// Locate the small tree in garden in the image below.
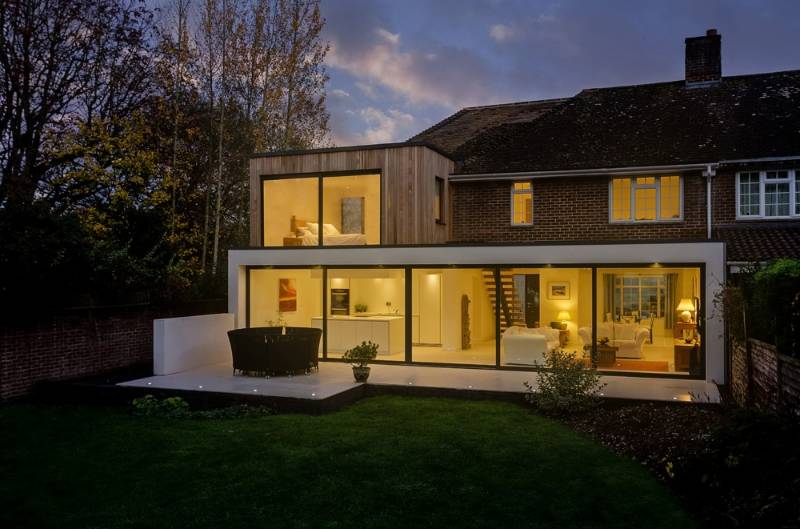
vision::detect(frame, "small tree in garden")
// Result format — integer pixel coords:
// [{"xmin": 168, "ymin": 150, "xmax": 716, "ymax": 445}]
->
[{"xmin": 524, "ymin": 349, "xmax": 606, "ymax": 415}]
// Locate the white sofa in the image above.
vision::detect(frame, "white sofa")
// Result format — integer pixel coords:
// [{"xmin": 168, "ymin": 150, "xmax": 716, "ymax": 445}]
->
[
  {"xmin": 502, "ymin": 326, "xmax": 561, "ymax": 365},
  {"xmin": 577, "ymin": 322, "xmax": 649, "ymax": 359}
]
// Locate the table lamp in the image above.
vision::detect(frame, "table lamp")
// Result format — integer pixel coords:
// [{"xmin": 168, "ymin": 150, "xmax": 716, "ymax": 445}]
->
[{"xmin": 676, "ymin": 298, "xmax": 695, "ymax": 323}]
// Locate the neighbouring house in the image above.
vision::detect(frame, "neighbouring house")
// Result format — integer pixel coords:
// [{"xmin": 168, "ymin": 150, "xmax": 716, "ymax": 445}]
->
[{"xmin": 227, "ymin": 29, "xmax": 800, "ymax": 386}]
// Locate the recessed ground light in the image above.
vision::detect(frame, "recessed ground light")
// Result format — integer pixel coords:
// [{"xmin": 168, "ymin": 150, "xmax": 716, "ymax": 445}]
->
[
  {"xmin": 253, "ymin": 389, "xmax": 258, "ymax": 392},
  {"xmin": 599, "ymin": 392, "xmax": 604, "ymax": 396},
  {"xmin": 408, "ymin": 382, "xmax": 413, "ymax": 385},
  {"xmin": 311, "ymin": 393, "xmax": 316, "ymax": 397},
  {"xmin": 468, "ymin": 385, "xmax": 473, "ymax": 389},
  {"xmin": 198, "ymin": 385, "xmax": 204, "ymax": 389},
  {"xmin": 147, "ymin": 382, "xmax": 152, "ymax": 385},
  {"xmin": 672, "ymin": 396, "xmax": 677, "ymax": 400}
]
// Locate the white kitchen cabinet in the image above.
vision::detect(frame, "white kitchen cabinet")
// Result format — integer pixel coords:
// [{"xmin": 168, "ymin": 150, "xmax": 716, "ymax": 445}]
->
[{"xmin": 311, "ymin": 316, "xmax": 404, "ymax": 355}]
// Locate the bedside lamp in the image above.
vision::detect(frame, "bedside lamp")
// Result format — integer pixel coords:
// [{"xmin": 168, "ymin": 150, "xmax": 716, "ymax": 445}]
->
[
  {"xmin": 557, "ymin": 311, "xmax": 571, "ymax": 329},
  {"xmin": 676, "ymin": 298, "xmax": 695, "ymax": 323}
]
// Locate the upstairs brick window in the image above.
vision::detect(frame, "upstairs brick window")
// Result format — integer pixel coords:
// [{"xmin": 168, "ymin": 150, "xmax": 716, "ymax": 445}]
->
[
  {"xmin": 737, "ymin": 170, "xmax": 800, "ymax": 219},
  {"xmin": 610, "ymin": 175, "xmax": 682, "ymax": 222},
  {"xmin": 511, "ymin": 181, "xmax": 533, "ymax": 225}
]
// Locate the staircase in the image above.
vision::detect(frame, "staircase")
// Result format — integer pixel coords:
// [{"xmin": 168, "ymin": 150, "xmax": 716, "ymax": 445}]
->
[{"xmin": 481, "ymin": 269, "xmax": 525, "ymax": 332}]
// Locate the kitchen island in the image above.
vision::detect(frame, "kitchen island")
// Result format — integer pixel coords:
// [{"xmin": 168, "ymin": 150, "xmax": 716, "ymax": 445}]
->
[{"xmin": 311, "ymin": 315, "xmax": 404, "ymax": 355}]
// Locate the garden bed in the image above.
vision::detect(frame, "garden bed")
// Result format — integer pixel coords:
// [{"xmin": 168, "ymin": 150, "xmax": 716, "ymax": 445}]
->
[{"xmin": 561, "ymin": 401, "xmax": 800, "ymax": 529}]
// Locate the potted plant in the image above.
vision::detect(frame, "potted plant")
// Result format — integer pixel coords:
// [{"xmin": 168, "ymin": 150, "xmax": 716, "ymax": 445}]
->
[
  {"xmin": 342, "ymin": 341, "xmax": 379, "ymax": 382},
  {"xmin": 354, "ymin": 303, "xmax": 368, "ymax": 314}
]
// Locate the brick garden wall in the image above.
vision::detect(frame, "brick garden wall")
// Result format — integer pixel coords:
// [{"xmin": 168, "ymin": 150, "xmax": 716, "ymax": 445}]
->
[
  {"xmin": 0, "ymin": 302, "xmax": 226, "ymax": 400},
  {"xmin": 450, "ymin": 173, "xmax": 708, "ymax": 243},
  {"xmin": 730, "ymin": 337, "xmax": 800, "ymax": 414}
]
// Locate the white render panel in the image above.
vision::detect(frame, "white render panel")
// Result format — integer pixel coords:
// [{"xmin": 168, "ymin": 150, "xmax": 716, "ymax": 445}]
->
[
  {"xmin": 153, "ymin": 313, "xmax": 234, "ymax": 375},
  {"xmin": 228, "ymin": 242, "xmax": 726, "ymax": 383}
]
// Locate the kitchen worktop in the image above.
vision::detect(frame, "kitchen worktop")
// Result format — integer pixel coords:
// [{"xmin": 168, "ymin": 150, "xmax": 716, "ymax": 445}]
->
[{"xmin": 312, "ymin": 314, "xmax": 404, "ymax": 321}]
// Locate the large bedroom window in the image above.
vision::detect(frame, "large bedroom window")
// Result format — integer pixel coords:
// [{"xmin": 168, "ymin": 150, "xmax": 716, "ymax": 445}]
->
[
  {"xmin": 511, "ymin": 181, "xmax": 533, "ymax": 225},
  {"xmin": 610, "ymin": 175, "xmax": 682, "ymax": 222},
  {"xmin": 262, "ymin": 172, "xmax": 381, "ymax": 246},
  {"xmin": 322, "ymin": 173, "xmax": 380, "ymax": 246},
  {"xmin": 737, "ymin": 170, "xmax": 799, "ymax": 219},
  {"xmin": 263, "ymin": 176, "xmax": 319, "ymax": 247}
]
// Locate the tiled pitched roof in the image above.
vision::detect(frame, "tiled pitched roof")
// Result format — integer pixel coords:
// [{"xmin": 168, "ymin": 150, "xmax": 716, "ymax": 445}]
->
[
  {"xmin": 409, "ymin": 98, "xmax": 567, "ymax": 156},
  {"xmin": 413, "ymin": 70, "xmax": 800, "ymax": 174},
  {"xmin": 714, "ymin": 222, "xmax": 800, "ymax": 262}
]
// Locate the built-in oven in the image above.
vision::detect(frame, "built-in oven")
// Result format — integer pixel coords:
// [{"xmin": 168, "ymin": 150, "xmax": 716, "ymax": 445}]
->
[{"xmin": 330, "ymin": 288, "xmax": 350, "ymax": 315}]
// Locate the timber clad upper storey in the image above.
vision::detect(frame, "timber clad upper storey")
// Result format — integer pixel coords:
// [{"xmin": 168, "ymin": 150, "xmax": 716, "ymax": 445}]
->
[
  {"xmin": 250, "ymin": 29, "xmax": 800, "ymax": 262},
  {"xmin": 250, "ymin": 144, "xmax": 454, "ymax": 247}
]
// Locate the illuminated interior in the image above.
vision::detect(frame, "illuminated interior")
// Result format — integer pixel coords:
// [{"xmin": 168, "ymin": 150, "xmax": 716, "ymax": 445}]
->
[
  {"xmin": 511, "ymin": 182, "xmax": 533, "ymax": 225},
  {"xmin": 611, "ymin": 175, "xmax": 681, "ymax": 222},
  {"xmin": 262, "ymin": 173, "xmax": 380, "ymax": 246},
  {"xmin": 245, "ymin": 264, "xmax": 704, "ymax": 376},
  {"xmin": 498, "ymin": 267, "xmax": 592, "ymax": 367},
  {"xmin": 411, "ymin": 269, "xmax": 496, "ymax": 365},
  {"xmin": 322, "ymin": 174, "xmax": 380, "ymax": 246},
  {"xmin": 324, "ymin": 268, "xmax": 405, "ymax": 361},
  {"xmin": 588, "ymin": 266, "xmax": 702, "ymax": 374},
  {"xmin": 262, "ymin": 177, "xmax": 318, "ymax": 247}
]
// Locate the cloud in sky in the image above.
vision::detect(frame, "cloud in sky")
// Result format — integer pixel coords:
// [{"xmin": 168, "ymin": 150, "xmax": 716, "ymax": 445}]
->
[
  {"xmin": 322, "ymin": 0, "xmax": 800, "ymax": 146},
  {"xmin": 489, "ymin": 24, "xmax": 516, "ymax": 42}
]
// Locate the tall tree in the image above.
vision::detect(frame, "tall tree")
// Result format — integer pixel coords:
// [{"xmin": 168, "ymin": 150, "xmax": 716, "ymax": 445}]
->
[
  {"xmin": 0, "ymin": 0, "xmax": 154, "ymax": 210},
  {"xmin": 279, "ymin": 0, "xmax": 329, "ymax": 150}
]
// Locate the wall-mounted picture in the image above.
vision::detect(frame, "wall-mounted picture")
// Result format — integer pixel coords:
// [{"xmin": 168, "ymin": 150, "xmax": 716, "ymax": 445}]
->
[
  {"xmin": 279, "ymin": 278, "xmax": 297, "ymax": 312},
  {"xmin": 547, "ymin": 281, "xmax": 570, "ymax": 300}
]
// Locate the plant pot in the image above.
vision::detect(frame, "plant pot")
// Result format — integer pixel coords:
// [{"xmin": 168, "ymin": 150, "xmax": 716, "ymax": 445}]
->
[{"xmin": 352, "ymin": 366, "xmax": 370, "ymax": 383}]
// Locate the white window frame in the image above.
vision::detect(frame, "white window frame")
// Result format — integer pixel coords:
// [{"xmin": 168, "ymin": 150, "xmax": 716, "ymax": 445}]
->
[
  {"xmin": 736, "ymin": 169, "xmax": 800, "ymax": 220},
  {"xmin": 510, "ymin": 180, "xmax": 533, "ymax": 226},
  {"xmin": 608, "ymin": 175, "xmax": 684, "ymax": 223}
]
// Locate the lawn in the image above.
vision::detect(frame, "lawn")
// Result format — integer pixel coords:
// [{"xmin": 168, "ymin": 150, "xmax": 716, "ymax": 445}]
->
[{"xmin": 1, "ymin": 396, "xmax": 696, "ymax": 529}]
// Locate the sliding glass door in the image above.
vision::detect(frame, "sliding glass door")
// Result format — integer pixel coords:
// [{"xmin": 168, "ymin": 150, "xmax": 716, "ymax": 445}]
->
[{"xmin": 246, "ymin": 263, "xmax": 705, "ymax": 377}]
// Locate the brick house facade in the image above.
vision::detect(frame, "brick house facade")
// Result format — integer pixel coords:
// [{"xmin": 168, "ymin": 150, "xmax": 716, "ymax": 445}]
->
[{"xmin": 451, "ymin": 173, "xmax": 708, "ymax": 244}]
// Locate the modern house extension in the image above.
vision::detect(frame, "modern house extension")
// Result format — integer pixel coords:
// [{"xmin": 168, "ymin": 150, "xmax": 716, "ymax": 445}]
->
[{"xmin": 225, "ymin": 28, "xmax": 800, "ymax": 388}]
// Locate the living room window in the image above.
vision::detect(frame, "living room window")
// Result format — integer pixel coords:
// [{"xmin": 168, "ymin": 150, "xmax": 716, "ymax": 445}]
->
[
  {"xmin": 614, "ymin": 276, "xmax": 665, "ymax": 319},
  {"xmin": 511, "ymin": 181, "xmax": 533, "ymax": 225},
  {"xmin": 737, "ymin": 170, "xmax": 800, "ymax": 219},
  {"xmin": 609, "ymin": 175, "xmax": 682, "ymax": 222}
]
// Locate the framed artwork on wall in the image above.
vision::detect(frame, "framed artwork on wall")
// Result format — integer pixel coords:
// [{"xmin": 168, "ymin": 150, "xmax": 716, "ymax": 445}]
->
[
  {"xmin": 547, "ymin": 281, "xmax": 570, "ymax": 300},
  {"xmin": 279, "ymin": 278, "xmax": 297, "ymax": 312}
]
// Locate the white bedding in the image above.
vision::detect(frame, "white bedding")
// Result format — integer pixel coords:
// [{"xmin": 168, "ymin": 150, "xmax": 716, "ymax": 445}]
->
[{"xmin": 300, "ymin": 232, "xmax": 367, "ymax": 246}]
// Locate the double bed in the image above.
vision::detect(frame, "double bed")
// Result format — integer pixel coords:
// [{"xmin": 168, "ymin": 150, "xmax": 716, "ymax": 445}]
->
[{"xmin": 285, "ymin": 216, "xmax": 367, "ymax": 246}]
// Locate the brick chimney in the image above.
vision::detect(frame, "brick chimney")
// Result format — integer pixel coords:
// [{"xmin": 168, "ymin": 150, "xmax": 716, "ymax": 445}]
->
[{"xmin": 685, "ymin": 29, "xmax": 721, "ymax": 86}]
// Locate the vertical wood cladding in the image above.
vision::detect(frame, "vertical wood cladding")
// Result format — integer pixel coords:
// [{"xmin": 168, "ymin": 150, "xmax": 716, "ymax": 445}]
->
[
  {"xmin": 451, "ymin": 174, "xmax": 708, "ymax": 243},
  {"xmin": 249, "ymin": 146, "xmax": 454, "ymax": 246}
]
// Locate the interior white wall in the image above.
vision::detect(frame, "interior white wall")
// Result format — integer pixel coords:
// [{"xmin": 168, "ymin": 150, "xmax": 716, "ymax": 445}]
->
[
  {"xmin": 262, "ymin": 178, "xmax": 318, "ymax": 246},
  {"xmin": 327, "ymin": 268, "xmax": 404, "ymax": 315},
  {"xmin": 322, "ymin": 174, "xmax": 380, "ymax": 243},
  {"xmin": 228, "ymin": 242, "xmax": 725, "ymax": 383},
  {"xmin": 249, "ymin": 268, "xmax": 321, "ymax": 326},
  {"xmin": 154, "ymin": 313, "xmax": 234, "ymax": 375}
]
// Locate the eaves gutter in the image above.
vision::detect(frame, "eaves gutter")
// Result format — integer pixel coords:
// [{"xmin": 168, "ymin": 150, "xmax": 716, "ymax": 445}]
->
[{"xmin": 448, "ymin": 162, "xmax": 716, "ymax": 181}]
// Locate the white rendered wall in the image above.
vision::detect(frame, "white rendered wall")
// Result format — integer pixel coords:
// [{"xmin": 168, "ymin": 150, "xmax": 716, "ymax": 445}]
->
[
  {"xmin": 228, "ymin": 242, "xmax": 726, "ymax": 383},
  {"xmin": 153, "ymin": 313, "xmax": 235, "ymax": 375}
]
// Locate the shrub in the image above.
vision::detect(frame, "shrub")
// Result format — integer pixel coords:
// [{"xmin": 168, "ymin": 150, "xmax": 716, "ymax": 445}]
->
[
  {"xmin": 524, "ymin": 349, "xmax": 606, "ymax": 415},
  {"xmin": 131, "ymin": 395, "xmax": 274, "ymax": 419},
  {"xmin": 132, "ymin": 395, "xmax": 190, "ymax": 417},
  {"xmin": 342, "ymin": 340, "xmax": 379, "ymax": 368}
]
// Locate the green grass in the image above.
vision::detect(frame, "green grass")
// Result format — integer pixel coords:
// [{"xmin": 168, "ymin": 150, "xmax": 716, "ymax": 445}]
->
[{"xmin": 1, "ymin": 396, "xmax": 696, "ymax": 529}]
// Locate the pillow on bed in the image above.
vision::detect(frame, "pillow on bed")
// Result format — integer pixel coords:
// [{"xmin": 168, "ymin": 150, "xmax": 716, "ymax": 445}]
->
[
  {"xmin": 322, "ymin": 223, "xmax": 340, "ymax": 235},
  {"xmin": 306, "ymin": 222, "xmax": 319, "ymax": 234}
]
